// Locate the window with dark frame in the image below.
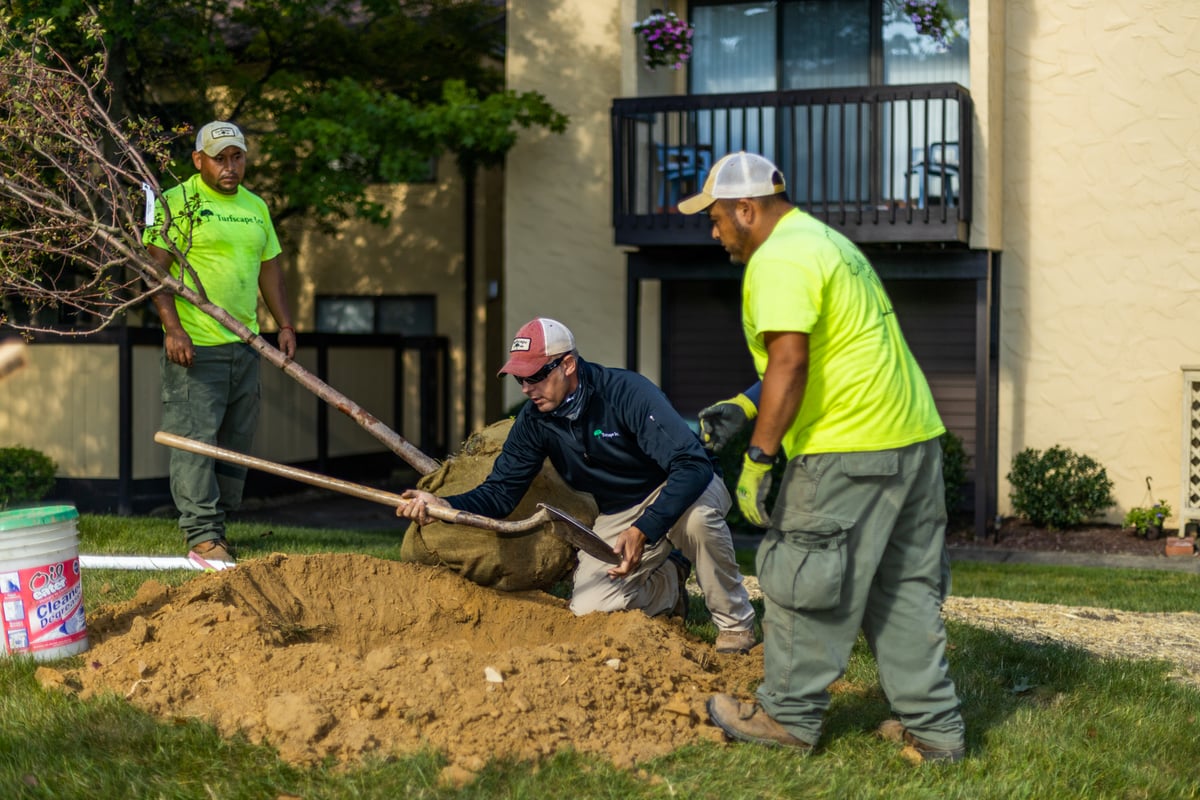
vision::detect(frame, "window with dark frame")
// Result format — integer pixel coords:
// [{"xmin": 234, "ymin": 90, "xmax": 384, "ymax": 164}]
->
[
  {"xmin": 315, "ymin": 295, "xmax": 436, "ymax": 336},
  {"xmin": 688, "ymin": 0, "xmax": 969, "ymax": 94}
]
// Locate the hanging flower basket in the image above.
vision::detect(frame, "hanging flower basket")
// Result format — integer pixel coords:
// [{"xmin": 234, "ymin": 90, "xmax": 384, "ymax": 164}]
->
[
  {"xmin": 632, "ymin": 10, "xmax": 694, "ymax": 71},
  {"xmin": 899, "ymin": 0, "xmax": 960, "ymax": 50}
]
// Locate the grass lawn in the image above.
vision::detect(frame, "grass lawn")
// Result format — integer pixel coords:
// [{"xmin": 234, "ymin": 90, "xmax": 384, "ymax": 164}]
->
[{"xmin": 1, "ymin": 514, "xmax": 1197, "ymax": 799}]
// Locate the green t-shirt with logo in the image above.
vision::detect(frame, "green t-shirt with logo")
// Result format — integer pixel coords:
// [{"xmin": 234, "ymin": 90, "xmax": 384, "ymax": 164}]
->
[
  {"xmin": 143, "ymin": 173, "xmax": 281, "ymax": 345},
  {"xmin": 742, "ymin": 208, "xmax": 944, "ymax": 457}
]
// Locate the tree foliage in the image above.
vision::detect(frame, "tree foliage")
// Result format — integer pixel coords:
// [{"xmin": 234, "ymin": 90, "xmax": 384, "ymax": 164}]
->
[
  {"xmin": 0, "ymin": 15, "xmax": 443, "ymax": 472},
  {"xmin": 4, "ymin": 0, "xmax": 568, "ymax": 229}
]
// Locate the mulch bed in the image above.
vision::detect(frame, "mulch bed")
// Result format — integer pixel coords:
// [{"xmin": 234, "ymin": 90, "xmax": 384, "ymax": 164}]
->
[{"xmin": 946, "ymin": 518, "xmax": 1181, "ymax": 558}]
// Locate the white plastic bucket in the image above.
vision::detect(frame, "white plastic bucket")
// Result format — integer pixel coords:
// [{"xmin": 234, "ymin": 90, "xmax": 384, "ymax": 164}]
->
[{"xmin": 0, "ymin": 505, "xmax": 88, "ymax": 661}]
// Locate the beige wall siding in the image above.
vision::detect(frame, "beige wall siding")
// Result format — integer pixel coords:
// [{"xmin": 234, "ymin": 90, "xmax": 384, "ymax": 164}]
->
[
  {"xmin": 0, "ymin": 343, "xmax": 412, "ymax": 481},
  {"xmin": 255, "ymin": 350, "xmax": 321, "ymax": 463},
  {"xmin": 290, "ymin": 154, "xmax": 484, "ymax": 448},
  {"xmin": 0, "ymin": 345, "xmax": 120, "ymax": 478},
  {"xmin": 999, "ymin": 1, "xmax": 1200, "ymax": 522},
  {"xmin": 294, "ymin": 154, "xmax": 468, "ymax": 450},
  {"xmin": 133, "ymin": 346, "xmax": 166, "ymax": 478},
  {"xmin": 503, "ymin": 0, "xmax": 633, "ymax": 408},
  {"xmin": 968, "ymin": 0, "xmax": 1005, "ymax": 249}
]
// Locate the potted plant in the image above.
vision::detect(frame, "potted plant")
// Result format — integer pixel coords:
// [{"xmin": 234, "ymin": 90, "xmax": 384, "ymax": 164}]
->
[
  {"xmin": 1123, "ymin": 499, "xmax": 1171, "ymax": 540},
  {"xmin": 632, "ymin": 10, "xmax": 694, "ymax": 71}
]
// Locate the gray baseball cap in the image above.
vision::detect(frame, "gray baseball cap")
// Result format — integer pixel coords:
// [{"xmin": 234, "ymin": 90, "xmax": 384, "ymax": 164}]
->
[{"xmin": 195, "ymin": 121, "xmax": 247, "ymax": 157}]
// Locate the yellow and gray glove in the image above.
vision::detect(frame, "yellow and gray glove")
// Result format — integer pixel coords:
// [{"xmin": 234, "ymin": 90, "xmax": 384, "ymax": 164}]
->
[
  {"xmin": 698, "ymin": 393, "xmax": 758, "ymax": 452},
  {"xmin": 736, "ymin": 454, "xmax": 774, "ymax": 528}
]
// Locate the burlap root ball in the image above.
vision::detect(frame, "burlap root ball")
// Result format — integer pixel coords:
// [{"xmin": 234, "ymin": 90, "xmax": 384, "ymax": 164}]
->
[{"xmin": 399, "ymin": 418, "xmax": 598, "ymax": 591}]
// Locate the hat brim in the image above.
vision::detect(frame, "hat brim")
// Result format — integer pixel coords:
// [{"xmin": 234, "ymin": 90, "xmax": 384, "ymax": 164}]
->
[
  {"xmin": 677, "ymin": 191, "xmax": 716, "ymax": 215},
  {"xmin": 199, "ymin": 142, "xmax": 247, "ymax": 158},
  {"xmin": 497, "ymin": 352, "xmax": 554, "ymax": 378}
]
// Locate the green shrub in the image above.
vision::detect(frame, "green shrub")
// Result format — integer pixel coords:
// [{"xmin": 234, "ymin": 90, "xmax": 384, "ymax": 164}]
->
[
  {"xmin": 0, "ymin": 446, "xmax": 57, "ymax": 509},
  {"xmin": 941, "ymin": 430, "xmax": 968, "ymax": 516},
  {"xmin": 1007, "ymin": 445, "xmax": 1115, "ymax": 529}
]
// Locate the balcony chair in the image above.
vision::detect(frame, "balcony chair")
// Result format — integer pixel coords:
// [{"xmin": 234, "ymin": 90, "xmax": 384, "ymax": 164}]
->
[
  {"xmin": 656, "ymin": 144, "xmax": 713, "ymax": 212},
  {"xmin": 907, "ymin": 142, "xmax": 960, "ymax": 208}
]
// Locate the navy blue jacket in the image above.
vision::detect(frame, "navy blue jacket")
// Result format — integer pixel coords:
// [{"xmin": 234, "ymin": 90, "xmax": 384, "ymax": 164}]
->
[{"xmin": 446, "ymin": 358, "xmax": 716, "ymax": 543}]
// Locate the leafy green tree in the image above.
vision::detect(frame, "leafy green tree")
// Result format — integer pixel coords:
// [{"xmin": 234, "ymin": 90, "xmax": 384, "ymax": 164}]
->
[
  {"xmin": 0, "ymin": 14, "xmax": 489, "ymax": 473},
  {"xmin": 4, "ymin": 0, "xmax": 567, "ymax": 229}
]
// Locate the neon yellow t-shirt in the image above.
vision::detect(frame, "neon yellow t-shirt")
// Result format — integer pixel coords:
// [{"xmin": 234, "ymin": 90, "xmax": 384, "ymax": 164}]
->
[
  {"xmin": 743, "ymin": 208, "xmax": 944, "ymax": 457},
  {"xmin": 143, "ymin": 174, "xmax": 282, "ymax": 346}
]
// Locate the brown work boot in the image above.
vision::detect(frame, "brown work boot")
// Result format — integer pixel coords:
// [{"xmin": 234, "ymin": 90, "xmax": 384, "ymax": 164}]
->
[
  {"xmin": 189, "ymin": 538, "xmax": 236, "ymax": 565},
  {"xmin": 876, "ymin": 719, "xmax": 965, "ymax": 763},
  {"xmin": 714, "ymin": 628, "xmax": 757, "ymax": 654},
  {"xmin": 706, "ymin": 693, "xmax": 813, "ymax": 750}
]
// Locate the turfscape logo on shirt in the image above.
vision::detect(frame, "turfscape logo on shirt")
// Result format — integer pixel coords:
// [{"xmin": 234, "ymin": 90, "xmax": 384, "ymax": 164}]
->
[
  {"xmin": 593, "ymin": 429, "xmax": 620, "ymax": 439},
  {"xmin": 196, "ymin": 208, "xmax": 258, "ymax": 225}
]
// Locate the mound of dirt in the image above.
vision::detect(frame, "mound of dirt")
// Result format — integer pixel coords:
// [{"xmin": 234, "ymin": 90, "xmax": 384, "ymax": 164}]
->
[{"xmin": 46, "ymin": 554, "xmax": 761, "ymax": 780}]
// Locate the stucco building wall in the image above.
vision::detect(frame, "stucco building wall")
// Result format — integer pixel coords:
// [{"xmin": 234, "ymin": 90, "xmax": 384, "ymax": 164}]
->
[
  {"xmin": 294, "ymin": 154, "xmax": 485, "ymax": 447},
  {"xmin": 502, "ymin": 0, "xmax": 635, "ymax": 410},
  {"xmin": 998, "ymin": 1, "xmax": 1200, "ymax": 521}
]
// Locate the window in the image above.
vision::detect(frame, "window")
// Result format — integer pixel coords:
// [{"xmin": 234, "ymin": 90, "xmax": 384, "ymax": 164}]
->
[
  {"xmin": 315, "ymin": 295, "xmax": 436, "ymax": 335},
  {"xmin": 689, "ymin": 0, "xmax": 969, "ymax": 93},
  {"xmin": 687, "ymin": 0, "xmax": 969, "ymax": 204}
]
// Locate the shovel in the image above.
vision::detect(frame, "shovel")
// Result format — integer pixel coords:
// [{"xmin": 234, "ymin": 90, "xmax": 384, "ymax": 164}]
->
[{"xmin": 153, "ymin": 431, "xmax": 620, "ymax": 564}]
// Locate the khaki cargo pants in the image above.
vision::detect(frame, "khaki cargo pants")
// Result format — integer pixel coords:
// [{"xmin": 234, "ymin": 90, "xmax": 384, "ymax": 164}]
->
[{"xmin": 569, "ymin": 475, "xmax": 755, "ymax": 633}]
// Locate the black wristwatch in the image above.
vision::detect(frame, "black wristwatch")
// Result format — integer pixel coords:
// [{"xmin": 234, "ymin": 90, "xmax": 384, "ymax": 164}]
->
[{"xmin": 746, "ymin": 446, "xmax": 776, "ymax": 465}]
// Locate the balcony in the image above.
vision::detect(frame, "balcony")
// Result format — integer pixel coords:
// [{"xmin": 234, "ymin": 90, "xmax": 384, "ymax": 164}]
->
[{"xmin": 611, "ymin": 83, "xmax": 972, "ymax": 247}]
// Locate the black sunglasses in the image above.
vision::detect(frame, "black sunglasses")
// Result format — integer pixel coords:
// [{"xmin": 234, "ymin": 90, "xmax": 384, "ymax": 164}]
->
[{"xmin": 513, "ymin": 355, "xmax": 566, "ymax": 386}]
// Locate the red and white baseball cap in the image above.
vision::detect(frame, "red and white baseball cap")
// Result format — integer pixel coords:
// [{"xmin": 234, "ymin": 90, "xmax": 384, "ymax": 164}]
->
[{"xmin": 498, "ymin": 318, "xmax": 576, "ymax": 377}]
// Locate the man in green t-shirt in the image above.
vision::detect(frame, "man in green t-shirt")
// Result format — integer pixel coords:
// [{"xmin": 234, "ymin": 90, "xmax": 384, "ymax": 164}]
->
[
  {"xmin": 679, "ymin": 152, "xmax": 966, "ymax": 762},
  {"xmin": 144, "ymin": 121, "xmax": 296, "ymax": 566}
]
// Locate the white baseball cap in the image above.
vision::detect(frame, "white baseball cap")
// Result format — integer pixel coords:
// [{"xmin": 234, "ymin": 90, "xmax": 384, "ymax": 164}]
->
[
  {"xmin": 677, "ymin": 152, "xmax": 786, "ymax": 215},
  {"xmin": 195, "ymin": 121, "xmax": 247, "ymax": 157}
]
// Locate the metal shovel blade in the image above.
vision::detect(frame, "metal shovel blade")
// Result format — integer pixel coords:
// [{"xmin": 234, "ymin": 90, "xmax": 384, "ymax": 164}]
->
[{"xmin": 537, "ymin": 503, "xmax": 620, "ymax": 564}]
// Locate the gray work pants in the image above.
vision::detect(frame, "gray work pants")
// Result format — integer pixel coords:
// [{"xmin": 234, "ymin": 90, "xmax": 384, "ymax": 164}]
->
[{"xmin": 755, "ymin": 438, "xmax": 965, "ymax": 750}]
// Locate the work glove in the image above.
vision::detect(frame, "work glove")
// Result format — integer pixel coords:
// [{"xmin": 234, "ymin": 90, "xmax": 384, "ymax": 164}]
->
[
  {"xmin": 698, "ymin": 393, "xmax": 758, "ymax": 452},
  {"xmin": 736, "ymin": 455, "xmax": 774, "ymax": 528}
]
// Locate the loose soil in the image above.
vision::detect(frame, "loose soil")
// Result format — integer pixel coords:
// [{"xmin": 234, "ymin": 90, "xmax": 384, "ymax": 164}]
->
[
  {"xmin": 35, "ymin": 519, "xmax": 1197, "ymax": 783},
  {"xmin": 44, "ymin": 554, "xmax": 761, "ymax": 784}
]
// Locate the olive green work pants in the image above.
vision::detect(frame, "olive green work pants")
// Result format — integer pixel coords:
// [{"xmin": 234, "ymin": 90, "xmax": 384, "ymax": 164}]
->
[{"xmin": 160, "ymin": 344, "xmax": 260, "ymax": 549}]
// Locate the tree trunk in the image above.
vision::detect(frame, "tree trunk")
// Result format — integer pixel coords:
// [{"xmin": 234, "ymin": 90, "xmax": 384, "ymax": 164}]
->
[{"xmin": 168, "ymin": 281, "xmax": 440, "ymax": 476}]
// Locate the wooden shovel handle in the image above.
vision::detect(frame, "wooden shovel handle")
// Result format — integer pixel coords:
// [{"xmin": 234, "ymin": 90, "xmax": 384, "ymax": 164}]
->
[{"xmin": 153, "ymin": 431, "xmax": 550, "ymax": 533}]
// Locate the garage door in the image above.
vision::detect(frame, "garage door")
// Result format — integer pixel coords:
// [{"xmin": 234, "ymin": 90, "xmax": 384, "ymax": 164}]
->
[{"xmin": 661, "ymin": 277, "xmax": 977, "ymax": 471}]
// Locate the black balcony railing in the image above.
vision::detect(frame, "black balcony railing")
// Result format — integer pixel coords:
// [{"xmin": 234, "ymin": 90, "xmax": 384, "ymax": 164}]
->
[{"xmin": 612, "ymin": 83, "xmax": 972, "ymax": 247}]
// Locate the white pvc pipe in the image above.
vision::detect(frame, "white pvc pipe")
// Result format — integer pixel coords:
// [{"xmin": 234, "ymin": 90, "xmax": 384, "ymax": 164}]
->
[{"xmin": 78, "ymin": 554, "xmax": 236, "ymax": 571}]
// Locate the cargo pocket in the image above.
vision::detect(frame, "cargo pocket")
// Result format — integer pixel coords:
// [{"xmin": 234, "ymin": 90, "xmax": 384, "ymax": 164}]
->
[
  {"xmin": 841, "ymin": 451, "xmax": 899, "ymax": 479},
  {"xmin": 755, "ymin": 512, "xmax": 850, "ymax": 612}
]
